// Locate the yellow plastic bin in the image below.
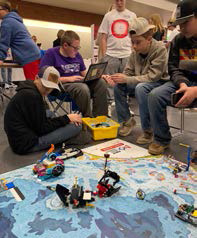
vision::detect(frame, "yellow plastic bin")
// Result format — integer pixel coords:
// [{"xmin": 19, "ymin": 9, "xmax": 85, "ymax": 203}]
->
[{"xmin": 82, "ymin": 116, "xmax": 120, "ymax": 140}]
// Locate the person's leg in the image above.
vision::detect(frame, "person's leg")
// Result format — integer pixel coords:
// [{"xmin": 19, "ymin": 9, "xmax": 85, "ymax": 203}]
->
[
  {"xmin": 86, "ymin": 79, "xmax": 108, "ymax": 117},
  {"xmin": 119, "ymin": 57, "xmax": 130, "ymax": 73},
  {"xmin": 135, "ymin": 81, "xmax": 165, "ymax": 131},
  {"xmin": 63, "ymin": 82, "xmax": 92, "ymax": 117},
  {"xmin": 1, "ymin": 68, "xmax": 6, "ymax": 83},
  {"xmin": 29, "ymin": 124, "xmax": 81, "ymax": 153},
  {"xmin": 148, "ymin": 81, "xmax": 177, "ymax": 154},
  {"xmin": 7, "ymin": 68, "xmax": 12, "ymax": 85},
  {"xmin": 115, "ymin": 84, "xmax": 130, "ymax": 123},
  {"xmin": 101, "ymin": 55, "xmax": 122, "ymax": 103},
  {"xmin": 23, "ymin": 59, "xmax": 39, "ymax": 80}
]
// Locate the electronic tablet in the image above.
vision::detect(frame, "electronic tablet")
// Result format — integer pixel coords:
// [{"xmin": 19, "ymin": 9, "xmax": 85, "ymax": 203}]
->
[{"xmin": 83, "ymin": 62, "xmax": 108, "ymax": 82}]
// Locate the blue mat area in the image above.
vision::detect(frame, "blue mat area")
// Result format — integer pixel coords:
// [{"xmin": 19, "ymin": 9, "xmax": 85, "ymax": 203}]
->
[{"xmin": 0, "ymin": 154, "xmax": 196, "ymax": 238}]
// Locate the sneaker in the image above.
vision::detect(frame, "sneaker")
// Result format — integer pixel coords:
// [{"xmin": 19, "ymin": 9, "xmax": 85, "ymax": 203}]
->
[
  {"xmin": 148, "ymin": 142, "xmax": 169, "ymax": 155},
  {"xmin": 4, "ymin": 83, "xmax": 10, "ymax": 89},
  {"xmin": 137, "ymin": 131, "xmax": 153, "ymax": 144},
  {"xmin": 119, "ymin": 117, "xmax": 136, "ymax": 136}
]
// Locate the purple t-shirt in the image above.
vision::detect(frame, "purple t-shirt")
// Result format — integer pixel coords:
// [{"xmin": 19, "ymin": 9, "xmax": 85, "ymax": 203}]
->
[{"xmin": 40, "ymin": 47, "xmax": 86, "ymax": 77}]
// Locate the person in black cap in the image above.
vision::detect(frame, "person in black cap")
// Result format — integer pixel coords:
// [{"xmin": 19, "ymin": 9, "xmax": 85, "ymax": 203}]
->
[
  {"xmin": 140, "ymin": 0, "xmax": 197, "ymax": 155},
  {"xmin": 4, "ymin": 66, "xmax": 82, "ymax": 155}
]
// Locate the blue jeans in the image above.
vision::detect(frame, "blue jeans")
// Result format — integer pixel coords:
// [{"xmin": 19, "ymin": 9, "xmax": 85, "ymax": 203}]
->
[
  {"xmin": 115, "ymin": 81, "xmax": 164, "ymax": 123},
  {"xmin": 148, "ymin": 81, "xmax": 197, "ymax": 145},
  {"xmin": 29, "ymin": 124, "xmax": 81, "ymax": 153},
  {"xmin": 1, "ymin": 68, "xmax": 12, "ymax": 84}
]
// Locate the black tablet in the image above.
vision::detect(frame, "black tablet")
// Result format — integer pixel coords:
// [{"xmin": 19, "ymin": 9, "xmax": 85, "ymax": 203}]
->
[{"xmin": 83, "ymin": 62, "xmax": 108, "ymax": 82}]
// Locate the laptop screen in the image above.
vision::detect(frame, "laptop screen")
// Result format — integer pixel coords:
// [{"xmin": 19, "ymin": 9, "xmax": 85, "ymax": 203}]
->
[{"xmin": 83, "ymin": 62, "xmax": 108, "ymax": 82}]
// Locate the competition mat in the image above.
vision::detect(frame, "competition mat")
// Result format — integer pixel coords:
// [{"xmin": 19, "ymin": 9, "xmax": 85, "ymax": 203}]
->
[{"xmin": 0, "ymin": 143, "xmax": 196, "ymax": 238}]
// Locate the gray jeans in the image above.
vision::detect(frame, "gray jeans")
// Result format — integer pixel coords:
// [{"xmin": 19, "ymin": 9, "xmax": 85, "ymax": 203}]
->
[
  {"xmin": 101, "ymin": 55, "xmax": 129, "ymax": 102},
  {"xmin": 63, "ymin": 79, "xmax": 108, "ymax": 117}
]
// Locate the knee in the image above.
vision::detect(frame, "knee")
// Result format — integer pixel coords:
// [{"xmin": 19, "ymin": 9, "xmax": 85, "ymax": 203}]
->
[{"xmin": 135, "ymin": 83, "xmax": 148, "ymax": 98}]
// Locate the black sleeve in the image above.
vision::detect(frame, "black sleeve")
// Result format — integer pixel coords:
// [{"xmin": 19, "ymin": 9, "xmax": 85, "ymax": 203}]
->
[
  {"xmin": 168, "ymin": 35, "xmax": 190, "ymax": 88},
  {"xmin": 22, "ymin": 92, "xmax": 70, "ymax": 136}
]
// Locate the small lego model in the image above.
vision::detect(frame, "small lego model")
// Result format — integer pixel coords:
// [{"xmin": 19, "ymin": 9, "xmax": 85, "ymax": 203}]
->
[
  {"xmin": 56, "ymin": 144, "xmax": 83, "ymax": 160},
  {"xmin": 55, "ymin": 177, "xmax": 95, "ymax": 208},
  {"xmin": 95, "ymin": 154, "xmax": 121, "ymax": 198},
  {"xmin": 33, "ymin": 144, "xmax": 64, "ymax": 181},
  {"xmin": 172, "ymin": 163, "xmax": 182, "ymax": 178},
  {"xmin": 0, "ymin": 178, "xmax": 8, "ymax": 192},
  {"xmin": 136, "ymin": 188, "xmax": 146, "ymax": 200},
  {"xmin": 175, "ymin": 204, "xmax": 197, "ymax": 227}
]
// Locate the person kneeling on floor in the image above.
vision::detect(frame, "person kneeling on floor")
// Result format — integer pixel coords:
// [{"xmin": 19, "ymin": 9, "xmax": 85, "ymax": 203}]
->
[
  {"xmin": 111, "ymin": 17, "xmax": 169, "ymax": 137},
  {"xmin": 4, "ymin": 66, "xmax": 82, "ymax": 155}
]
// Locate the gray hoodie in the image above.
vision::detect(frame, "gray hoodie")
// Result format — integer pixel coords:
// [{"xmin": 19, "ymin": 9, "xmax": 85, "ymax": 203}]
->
[{"xmin": 124, "ymin": 38, "xmax": 169, "ymax": 84}]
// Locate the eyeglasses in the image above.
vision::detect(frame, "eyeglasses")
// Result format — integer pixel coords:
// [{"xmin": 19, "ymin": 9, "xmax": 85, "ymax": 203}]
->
[{"xmin": 67, "ymin": 43, "xmax": 81, "ymax": 51}]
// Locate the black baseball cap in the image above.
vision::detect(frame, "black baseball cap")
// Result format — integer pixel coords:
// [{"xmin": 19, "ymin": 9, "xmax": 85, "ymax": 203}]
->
[{"xmin": 174, "ymin": 0, "xmax": 197, "ymax": 25}]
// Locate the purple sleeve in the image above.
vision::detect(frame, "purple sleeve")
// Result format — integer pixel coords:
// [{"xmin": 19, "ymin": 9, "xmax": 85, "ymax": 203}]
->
[
  {"xmin": 78, "ymin": 53, "xmax": 86, "ymax": 72},
  {"xmin": 39, "ymin": 48, "xmax": 54, "ymax": 69}
]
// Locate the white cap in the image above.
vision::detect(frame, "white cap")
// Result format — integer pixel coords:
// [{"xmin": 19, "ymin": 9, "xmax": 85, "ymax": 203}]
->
[
  {"xmin": 129, "ymin": 17, "xmax": 155, "ymax": 36},
  {"xmin": 38, "ymin": 66, "xmax": 60, "ymax": 91}
]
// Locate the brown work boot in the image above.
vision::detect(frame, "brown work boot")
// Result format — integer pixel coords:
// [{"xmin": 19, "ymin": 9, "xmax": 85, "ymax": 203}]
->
[
  {"xmin": 136, "ymin": 130, "xmax": 153, "ymax": 144},
  {"xmin": 148, "ymin": 142, "xmax": 169, "ymax": 155},
  {"xmin": 119, "ymin": 117, "xmax": 136, "ymax": 137}
]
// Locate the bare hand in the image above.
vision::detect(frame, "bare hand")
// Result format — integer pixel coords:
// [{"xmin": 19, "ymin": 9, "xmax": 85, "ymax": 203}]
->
[
  {"xmin": 0, "ymin": 60, "xmax": 4, "ymax": 65},
  {"xmin": 102, "ymin": 75, "xmax": 116, "ymax": 86},
  {"xmin": 111, "ymin": 73, "xmax": 127, "ymax": 83},
  {"xmin": 60, "ymin": 76, "xmax": 84, "ymax": 83},
  {"xmin": 176, "ymin": 86, "xmax": 196, "ymax": 107},
  {"xmin": 68, "ymin": 113, "xmax": 82, "ymax": 126}
]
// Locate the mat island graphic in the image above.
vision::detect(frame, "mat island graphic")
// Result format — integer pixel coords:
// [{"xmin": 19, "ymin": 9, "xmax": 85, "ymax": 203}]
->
[{"xmin": 0, "ymin": 142, "xmax": 196, "ymax": 238}]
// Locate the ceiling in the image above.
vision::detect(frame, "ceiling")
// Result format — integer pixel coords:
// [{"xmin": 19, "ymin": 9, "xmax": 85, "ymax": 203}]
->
[{"xmin": 23, "ymin": 0, "xmax": 178, "ymax": 16}]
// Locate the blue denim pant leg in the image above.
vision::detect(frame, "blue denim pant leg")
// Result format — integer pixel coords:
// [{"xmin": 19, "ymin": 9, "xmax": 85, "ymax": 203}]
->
[
  {"xmin": 29, "ymin": 124, "xmax": 82, "ymax": 153},
  {"xmin": 135, "ymin": 81, "xmax": 165, "ymax": 131},
  {"xmin": 1, "ymin": 68, "xmax": 6, "ymax": 83},
  {"xmin": 114, "ymin": 83, "xmax": 136, "ymax": 123},
  {"xmin": 148, "ymin": 81, "xmax": 177, "ymax": 145},
  {"xmin": 7, "ymin": 68, "xmax": 12, "ymax": 84}
]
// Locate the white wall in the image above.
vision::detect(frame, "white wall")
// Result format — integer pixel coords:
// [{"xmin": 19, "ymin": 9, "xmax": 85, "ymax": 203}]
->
[{"xmin": 24, "ymin": 19, "xmax": 92, "ymax": 59}]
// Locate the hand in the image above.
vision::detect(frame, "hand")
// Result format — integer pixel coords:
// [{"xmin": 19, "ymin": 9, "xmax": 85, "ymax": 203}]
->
[
  {"xmin": 102, "ymin": 75, "xmax": 116, "ymax": 86},
  {"xmin": 68, "ymin": 113, "xmax": 82, "ymax": 126},
  {"xmin": 111, "ymin": 73, "xmax": 127, "ymax": 84},
  {"xmin": 0, "ymin": 60, "xmax": 4, "ymax": 65},
  {"xmin": 175, "ymin": 86, "xmax": 197, "ymax": 107},
  {"xmin": 60, "ymin": 75, "xmax": 84, "ymax": 83}
]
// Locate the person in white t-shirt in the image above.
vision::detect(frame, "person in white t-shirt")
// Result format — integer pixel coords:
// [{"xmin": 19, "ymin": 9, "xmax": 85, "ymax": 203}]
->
[{"xmin": 99, "ymin": 0, "xmax": 136, "ymax": 103}]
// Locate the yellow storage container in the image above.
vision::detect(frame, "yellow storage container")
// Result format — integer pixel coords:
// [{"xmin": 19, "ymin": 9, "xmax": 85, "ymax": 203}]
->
[{"xmin": 82, "ymin": 116, "xmax": 120, "ymax": 140}]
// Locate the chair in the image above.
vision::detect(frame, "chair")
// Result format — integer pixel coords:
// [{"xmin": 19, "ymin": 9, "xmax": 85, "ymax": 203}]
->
[
  {"xmin": 47, "ymin": 82, "xmax": 78, "ymax": 115},
  {"xmin": 170, "ymin": 107, "xmax": 197, "ymax": 137}
]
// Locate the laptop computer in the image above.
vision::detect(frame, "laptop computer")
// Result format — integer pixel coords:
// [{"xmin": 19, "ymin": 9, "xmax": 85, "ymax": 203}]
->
[{"xmin": 83, "ymin": 62, "xmax": 108, "ymax": 82}]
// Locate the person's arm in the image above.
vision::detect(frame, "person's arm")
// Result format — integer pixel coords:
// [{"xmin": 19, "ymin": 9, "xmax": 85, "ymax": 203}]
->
[
  {"xmin": 100, "ymin": 33, "xmax": 107, "ymax": 59},
  {"xmin": 175, "ymin": 85, "xmax": 197, "ymax": 107},
  {"xmin": 112, "ymin": 45, "xmax": 168, "ymax": 84},
  {"xmin": 168, "ymin": 35, "xmax": 189, "ymax": 87},
  {"xmin": 0, "ymin": 20, "xmax": 12, "ymax": 62}
]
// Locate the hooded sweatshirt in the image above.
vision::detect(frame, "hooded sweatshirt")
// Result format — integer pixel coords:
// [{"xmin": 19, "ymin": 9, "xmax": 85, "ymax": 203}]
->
[
  {"xmin": 0, "ymin": 12, "xmax": 40, "ymax": 65},
  {"xmin": 4, "ymin": 81, "xmax": 70, "ymax": 155},
  {"xmin": 123, "ymin": 38, "xmax": 169, "ymax": 84}
]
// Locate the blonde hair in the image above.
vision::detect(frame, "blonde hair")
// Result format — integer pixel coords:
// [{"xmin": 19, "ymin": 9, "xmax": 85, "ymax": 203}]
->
[
  {"xmin": 149, "ymin": 14, "xmax": 164, "ymax": 33},
  {"xmin": 60, "ymin": 30, "xmax": 80, "ymax": 46},
  {"xmin": 0, "ymin": 0, "xmax": 11, "ymax": 11}
]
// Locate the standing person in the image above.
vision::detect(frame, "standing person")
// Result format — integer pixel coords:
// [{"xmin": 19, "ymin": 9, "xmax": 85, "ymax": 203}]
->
[
  {"xmin": 0, "ymin": 0, "xmax": 40, "ymax": 80},
  {"xmin": 53, "ymin": 29, "xmax": 64, "ymax": 47},
  {"xmin": 149, "ymin": 14, "xmax": 165, "ymax": 41},
  {"xmin": 4, "ymin": 66, "xmax": 82, "ymax": 155},
  {"xmin": 146, "ymin": 0, "xmax": 197, "ymax": 155},
  {"xmin": 111, "ymin": 17, "xmax": 169, "ymax": 137},
  {"xmin": 98, "ymin": 0, "xmax": 136, "ymax": 104},
  {"xmin": 40, "ymin": 30, "xmax": 108, "ymax": 117},
  {"xmin": 165, "ymin": 20, "xmax": 180, "ymax": 49}
]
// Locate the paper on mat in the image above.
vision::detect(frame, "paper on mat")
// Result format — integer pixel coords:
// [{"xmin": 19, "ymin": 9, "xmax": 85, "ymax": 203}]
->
[{"xmin": 82, "ymin": 139, "xmax": 150, "ymax": 159}]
